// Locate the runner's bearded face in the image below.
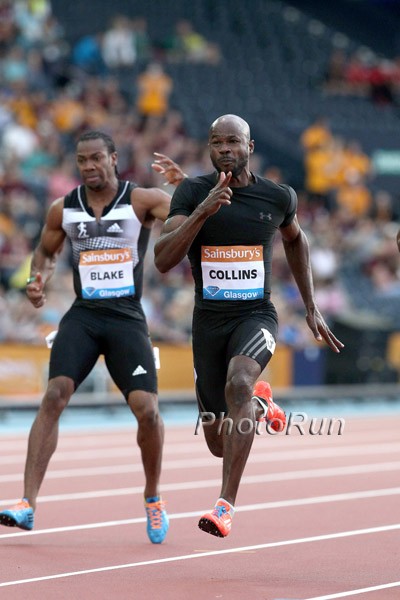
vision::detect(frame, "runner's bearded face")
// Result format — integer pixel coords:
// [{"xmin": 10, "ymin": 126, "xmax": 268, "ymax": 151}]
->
[{"xmin": 209, "ymin": 134, "xmax": 250, "ymax": 178}]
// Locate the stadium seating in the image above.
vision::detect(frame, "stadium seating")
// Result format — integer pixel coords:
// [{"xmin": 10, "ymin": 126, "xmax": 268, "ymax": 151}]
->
[{"xmin": 52, "ymin": 0, "xmax": 400, "ymax": 189}]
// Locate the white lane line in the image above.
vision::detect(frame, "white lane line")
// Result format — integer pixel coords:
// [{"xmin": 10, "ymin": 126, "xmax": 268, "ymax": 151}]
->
[
  {"xmin": 304, "ymin": 580, "xmax": 400, "ymax": 599},
  {"xmin": 2, "ymin": 460, "xmax": 400, "ymax": 506},
  {"xmin": 2, "ymin": 443, "xmax": 400, "ymax": 484},
  {"xmin": 2, "ymin": 440, "xmax": 400, "ymax": 467},
  {"xmin": 1, "ymin": 425, "xmax": 397, "ymax": 452},
  {"xmin": 1, "ymin": 486, "xmax": 400, "ymax": 539},
  {"xmin": 0, "ymin": 442, "xmax": 400, "ymax": 466},
  {"xmin": 1, "ymin": 523, "xmax": 399, "ymax": 588},
  {"xmin": 0, "ymin": 444, "xmax": 205, "ymax": 465}
]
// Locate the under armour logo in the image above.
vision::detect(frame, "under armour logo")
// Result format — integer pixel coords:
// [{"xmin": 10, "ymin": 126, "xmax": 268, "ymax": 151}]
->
[{"xmin": 259, "ymin": 212, "xmax": 272, "ymax": 221}]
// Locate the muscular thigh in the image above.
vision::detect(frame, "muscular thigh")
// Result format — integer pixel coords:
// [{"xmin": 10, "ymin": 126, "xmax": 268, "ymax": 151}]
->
[
  {"xmin": 102, "ymin": 314, "xmax": 157, "ymax": 399},
  {"xmin": 228, "ymin": 309, "xmax": 279, "ymax": 369},
  {"xmin": 192, "ymin": 310, "xmax": 230, "ymax": 415},
  {"xmin": 50, "ymin": 306, "xmax": 157, "ymax": 398},
  {"xmin": 49, "ymin": 306, "xmax": 102, "ymax": 389},
  {"xmin": 193, "ymin": 304, "xmax": 278, "ymax": 414}
]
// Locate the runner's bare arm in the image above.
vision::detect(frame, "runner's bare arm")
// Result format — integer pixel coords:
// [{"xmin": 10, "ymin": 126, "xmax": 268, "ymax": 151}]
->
[
  {"xmin": 132, "ymin": 187, "xmax": 172, "ymax": 223},
  {"xmin": 154, "ymin": 173, "xmax": 233, "ymax": 273},
  {"xmin": 280, "ymin": 216, "xmax": 344, "ymax": 353},
  {"xmin": 27, "ymin": 198, "xmax": 66, "ymax": 308}
]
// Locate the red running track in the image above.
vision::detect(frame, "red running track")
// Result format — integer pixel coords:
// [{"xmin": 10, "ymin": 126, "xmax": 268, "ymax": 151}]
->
[{"xmin": 1, "ymin": 412, "xmax": 400, "ymax": 599}]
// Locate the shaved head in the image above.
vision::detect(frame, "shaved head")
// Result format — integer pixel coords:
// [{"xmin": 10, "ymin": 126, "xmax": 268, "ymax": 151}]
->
[
  {"xmin": 209, "ymin": 114, "xmax": 251, "ymax": 140},
  {"xmin": 208, "ymin": 114, "xmax": 254, "ymax": 179}
]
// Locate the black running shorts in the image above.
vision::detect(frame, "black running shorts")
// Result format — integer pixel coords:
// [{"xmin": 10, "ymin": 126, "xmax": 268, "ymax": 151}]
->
[
  {"xmin": 49, "ymin": 305, "xmax": 157, "ymax": 398},
  {"xmin": 192, "ymin": 302, "xmax": 278, "ymax": 414}
]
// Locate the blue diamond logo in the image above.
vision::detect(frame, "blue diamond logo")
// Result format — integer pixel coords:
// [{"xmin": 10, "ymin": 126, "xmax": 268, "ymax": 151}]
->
[{"xmin": 206, "ymin": 286, "xmax": 220, "ymax": 296}]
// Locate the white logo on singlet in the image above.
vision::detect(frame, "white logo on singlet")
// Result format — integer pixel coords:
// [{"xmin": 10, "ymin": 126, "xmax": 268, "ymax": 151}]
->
[
  {"xmin": 77, "ymin": 222, "xmax": 89, "ymax": 238},
  {"xmin": 107, "ymin": 223, "xmax": 123, "ymax": 233}
]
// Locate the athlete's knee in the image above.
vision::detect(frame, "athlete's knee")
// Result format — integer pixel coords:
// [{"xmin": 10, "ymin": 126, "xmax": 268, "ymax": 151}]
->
[
  {"xmin": 225, "ymin": 370, "xmax": 253, "ymax": 409},
  {"xmin": 128, "ymin": 391, "xmax": 160, "ymax": 426},
  {"xmin": 41, "ymin": 378, "xmax": 73, "ymax": 417},
  {"xmin": 138, "ymin": 406, "xmax": 161, "ymax": 428}
]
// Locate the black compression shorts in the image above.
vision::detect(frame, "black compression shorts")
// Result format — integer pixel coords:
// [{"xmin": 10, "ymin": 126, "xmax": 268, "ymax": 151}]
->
[
  {"xmin": 192, "ymin": 302, "xmax": 278, "ymax": 414},
  {"xmin": 49, "ymin": 304, "xmax": 157, "ymax": 399}
]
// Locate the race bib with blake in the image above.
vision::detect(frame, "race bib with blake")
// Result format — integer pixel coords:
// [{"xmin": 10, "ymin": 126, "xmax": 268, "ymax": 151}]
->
[
  {"xmin": 201, "ymin": 245, "xmax": 265, "ymax": 300},
  {"xmin": 79, "ymin": 247, "xmax": 134, "ymax": 299}
]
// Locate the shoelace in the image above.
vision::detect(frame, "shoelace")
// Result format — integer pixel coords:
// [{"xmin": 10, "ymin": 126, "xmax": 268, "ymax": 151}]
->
[
  {"xmin": 212, "ymin": 504, "xmax": 228, "ymax": 518},
  {"xmin": 146, "ymin": 501, "xmax": 165, "ymax": 529}
]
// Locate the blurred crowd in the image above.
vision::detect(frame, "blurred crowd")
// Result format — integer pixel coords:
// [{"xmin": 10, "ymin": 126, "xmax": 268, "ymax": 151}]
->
[
  {"xmin": 323, "ymin": 47, "xmax": 400, "ymax": 106},
  {"xmin": 0, "ymin": 1, "xmax": 399, "ymax": 350}
]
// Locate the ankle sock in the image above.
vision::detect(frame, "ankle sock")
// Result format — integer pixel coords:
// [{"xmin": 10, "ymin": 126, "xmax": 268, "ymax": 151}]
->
[
  {"xmin": 217, "ymin": 498, "xmax": 235, "ymax": 514},
  {"xmin": 145, "ymin": 496, "xmax": 160, "ymax": 504}
]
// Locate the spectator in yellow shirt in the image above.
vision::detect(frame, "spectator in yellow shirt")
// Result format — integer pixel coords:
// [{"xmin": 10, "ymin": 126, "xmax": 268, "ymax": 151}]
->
[{"xmin": 136, "ymin": 62, "xmax": 173, "ymax": 121}]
